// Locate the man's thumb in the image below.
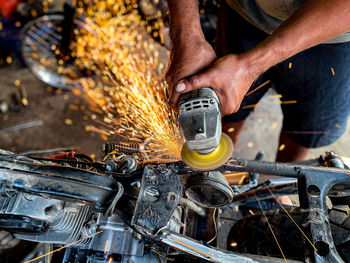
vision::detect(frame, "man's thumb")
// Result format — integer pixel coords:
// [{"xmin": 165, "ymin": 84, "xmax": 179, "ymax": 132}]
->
[{"xmin": 175, "ymin": 72, "xmax": 212, "ymax": 93}]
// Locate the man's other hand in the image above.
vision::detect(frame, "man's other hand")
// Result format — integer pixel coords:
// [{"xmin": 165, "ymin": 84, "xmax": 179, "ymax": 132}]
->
[{"xmin": 169, "ymin": 54, "xmax": 261, "ymax": 116}]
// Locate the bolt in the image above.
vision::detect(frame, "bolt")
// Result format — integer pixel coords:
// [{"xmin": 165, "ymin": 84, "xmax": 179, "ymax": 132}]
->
[
  {"xmin": 167, "ymin": 192, "xmax": 177, "ymax": 202},
  {"xmin": 209, "ymin": 99, "xmax": 215, "ymax": 104},
  {"xmin": 144, "ymin": 187, "xmax": 160, "ymax": 202},
  {"xmin": 85, "ymin": 220, "xmax": 97, "ymax": 235}
]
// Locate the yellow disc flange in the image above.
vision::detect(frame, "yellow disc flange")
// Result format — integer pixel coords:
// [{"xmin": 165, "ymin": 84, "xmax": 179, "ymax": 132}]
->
[{"xmin": 181, "ymin": 133, "xmax": 234, "ymax": 170}]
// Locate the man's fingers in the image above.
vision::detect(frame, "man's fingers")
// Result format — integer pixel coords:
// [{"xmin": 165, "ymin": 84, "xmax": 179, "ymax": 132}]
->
[
  {"xmin": 175, "ymin": 71, "xmax": 213, "ymax": 93},
  {"xmin": 168, "ymin": 88, "xmax": 181, "ymax": 111}
]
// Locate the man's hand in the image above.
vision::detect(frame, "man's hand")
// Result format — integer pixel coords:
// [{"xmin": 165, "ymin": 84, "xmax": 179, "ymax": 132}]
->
[
  {"xmin": 169, "ymin": 54, "xmax": 262, "ymax": 115},
  {"xmin": 166, "ymin": 38, "xmax": 216, "ymax": 109}
]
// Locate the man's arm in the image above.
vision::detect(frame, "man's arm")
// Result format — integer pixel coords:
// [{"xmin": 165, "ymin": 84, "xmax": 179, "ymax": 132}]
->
[
  {"xmin": 166, "ymin": 0, "xmax": 203, "ymax": 45},
  {"xmin": 171, "ymin": 0, "xmax": 350, "ymax": 115},
  {"xmin": 246, "ymin": 0, "xmax": 350, "ymax": 75},
  {"xmin": 165, "ymin": 0, "xmax": 216, "ymax": 107}
]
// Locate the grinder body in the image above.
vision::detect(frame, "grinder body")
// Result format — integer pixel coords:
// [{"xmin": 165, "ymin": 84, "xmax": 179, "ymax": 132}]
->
[
  {"xmin": 179, "ymin": 87, "xmax": 221, "ymax": 154},
  {"xmin": 179, "ymin": 87, "xmax": 233, "ymax": 170}
]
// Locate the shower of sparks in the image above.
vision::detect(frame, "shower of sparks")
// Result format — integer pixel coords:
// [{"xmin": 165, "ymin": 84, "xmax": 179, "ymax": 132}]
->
[{"xmin": 70, "ymin": 0, "xmax": 183, "ymax": 161}]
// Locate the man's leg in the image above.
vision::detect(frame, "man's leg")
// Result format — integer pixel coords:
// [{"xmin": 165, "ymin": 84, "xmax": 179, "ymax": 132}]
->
[
  {"xmin": 276, "ymin": 131, "xmax": 309, "ymax": 162},
  {"xmin": 275, "ymin": 41, "xmax": 350, "ymax": 163}
]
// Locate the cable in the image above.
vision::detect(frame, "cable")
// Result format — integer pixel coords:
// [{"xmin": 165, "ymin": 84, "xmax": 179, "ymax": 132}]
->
[
  {"xmin": 1, "ymin": 147, "xmax": 78, "ymax": 158},
  {"xmin": 104, "ymin": 182, "xmax": 124, "ymax": 216},
  {"xmin": 207, "ymin": 208, "xmax": 217, "ymax": 244}
]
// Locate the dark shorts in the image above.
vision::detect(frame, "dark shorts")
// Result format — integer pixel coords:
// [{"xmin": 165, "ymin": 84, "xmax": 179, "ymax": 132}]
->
[{"xmin": 216, "ymin": 4, "xmax": 350, "ymax": 148}]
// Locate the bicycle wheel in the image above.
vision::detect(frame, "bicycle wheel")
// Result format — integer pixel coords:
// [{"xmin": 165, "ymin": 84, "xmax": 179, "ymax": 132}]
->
[{"xmin": 19, "ymin": 13, "xmax": 94, "ymax": 90}]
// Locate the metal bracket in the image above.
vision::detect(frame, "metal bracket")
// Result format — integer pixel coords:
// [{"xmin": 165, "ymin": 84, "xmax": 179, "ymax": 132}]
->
[{"xmin": 131, "ymin": 164, "xmax": 182, "ymax": 235}]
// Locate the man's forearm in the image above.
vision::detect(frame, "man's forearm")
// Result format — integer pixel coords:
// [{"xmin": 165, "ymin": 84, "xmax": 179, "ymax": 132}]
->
[
  {"xmin": 244, "ymin": 0, "xmax": 350, "ymax": 74},
  {"xmin": 167, "ymin": 0, "xmax": 204, "ymax": 44}
]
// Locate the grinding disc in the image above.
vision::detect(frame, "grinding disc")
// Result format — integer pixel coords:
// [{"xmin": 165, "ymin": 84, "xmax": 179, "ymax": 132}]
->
[{"xmin": 181, "ymin": 133, "xmax": 234, "ymax": 170}]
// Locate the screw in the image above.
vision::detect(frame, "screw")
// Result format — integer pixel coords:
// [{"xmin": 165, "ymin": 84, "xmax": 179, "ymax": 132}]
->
[
  {"xmin": 144, "ymin": 187, "xmax": 160, "ymax": 202},
  {"xmin": 209, "ymin": 99, "xmax": 215, "ymax": 104}
]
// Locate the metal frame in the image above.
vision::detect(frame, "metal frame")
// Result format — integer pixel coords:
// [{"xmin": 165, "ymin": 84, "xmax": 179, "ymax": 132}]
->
[{"xmin": 1, "ymin": 153, "xmax": 350, "ymax": 262}]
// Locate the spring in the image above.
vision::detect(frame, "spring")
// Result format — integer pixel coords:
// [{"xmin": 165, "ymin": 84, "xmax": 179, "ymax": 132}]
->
[{"xmin": 103, "ymin": 142, "xmax": 140, "ymax": 155}]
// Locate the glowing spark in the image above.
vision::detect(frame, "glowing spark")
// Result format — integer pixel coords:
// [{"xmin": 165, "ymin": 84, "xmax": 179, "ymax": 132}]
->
[
  {"xmin": 248, "ymin": 209, "xmax": 254, "ymax": 215},
  {"xmin": 69, "ymin": 104, "xmax": 80, "ymax": 111},
  {"xmin": 246, "ymin": 80, "xmax": 271, "ymax": 96},
  {"xmin": 230, "ymin": 242, "xmax": 238, "ymax": 247},
  {"xmin": 65, "ymin": 119, "xmax": 73, "ymax": 125},
  {"xmin": 280, "ymin": 100, "xmax": 297, "ymax": 104},
  {"xmin": 331, "ymin": 67, "xmax": 335, "ymax": 76},
  {"xmin": 278, "ymin": 144, "xmax": 286, "ymax": 151},
  {"xmin": 25, "ymin": 231, "xmax": 103, "ymax": 263},
  {"xmin": 270, "ymin": 94, "xmax": 283, "ymax": 98},
  {"xmin": 22, "ymin": 98, "xmax": 29, "ymax": 106},
  {"xmin": 242, "ymin": 104, "xmax": 259, "ymax": 109},
  {"xmin": 6, "ymin": 56, "xmax": 12, "ymax": 64},
  {"xmin": 14, "ymin": 80, "xmax": 21, "ymax": 86},
  {"xmin": 271, "ymin": 121, "xmax": 278, "ymax": 129},
  {"xmin": 289, "ymin": 62, "xmax": 292, "ymax": 69},
  {"xmin": 104, "ymin": 240, "xmax": 109, "ymax": 254}
]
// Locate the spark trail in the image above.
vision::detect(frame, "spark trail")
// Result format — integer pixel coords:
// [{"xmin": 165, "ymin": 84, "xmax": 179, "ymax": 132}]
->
[{"xmin": 73, "ymin": 0, "xmax": 183, "ymax": 161}]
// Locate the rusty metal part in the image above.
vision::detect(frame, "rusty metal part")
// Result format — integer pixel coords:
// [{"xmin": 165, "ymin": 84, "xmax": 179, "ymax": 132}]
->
[{"xmin": 131, "ymin": 164, "xmax": 182, "ymax": 235}]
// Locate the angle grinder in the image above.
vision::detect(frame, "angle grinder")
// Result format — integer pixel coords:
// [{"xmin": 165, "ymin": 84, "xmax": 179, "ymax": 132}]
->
[{"xmin": 179, "ymin": 87, "xmax": 234, "ymax": 170}]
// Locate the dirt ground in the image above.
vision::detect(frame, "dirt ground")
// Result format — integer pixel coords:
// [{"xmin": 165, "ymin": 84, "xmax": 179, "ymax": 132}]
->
[
  {"xmin": 0, "ymin": 62, "xmax": 105, "ymax": 159},
  {"xmin": 0, "ymin": 49, "xmax": 349, "ymax": 162}
]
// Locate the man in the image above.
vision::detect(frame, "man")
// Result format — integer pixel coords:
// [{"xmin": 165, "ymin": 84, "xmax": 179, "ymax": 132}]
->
[{"xmin": 166, "ymin": 0, "xmax": 350, "ymax": 162}]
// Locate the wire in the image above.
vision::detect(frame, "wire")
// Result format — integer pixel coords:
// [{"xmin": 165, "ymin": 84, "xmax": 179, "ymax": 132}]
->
[
  {"xmin": 207, "ymin": 208, "xmax": 217, "ymax": 244},
  {"xmin": 1, "ymin": 147, "xmax": 78, "ymax": 158},
  {"xmin": 104, "ymin": 182, "xmax": 124, "ymax": 216}
]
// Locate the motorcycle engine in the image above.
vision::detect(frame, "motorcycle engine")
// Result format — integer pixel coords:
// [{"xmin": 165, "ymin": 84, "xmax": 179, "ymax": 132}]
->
[{"xmin": 0, "ymin": 150, "xmax": 183, "ymax": 262}]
